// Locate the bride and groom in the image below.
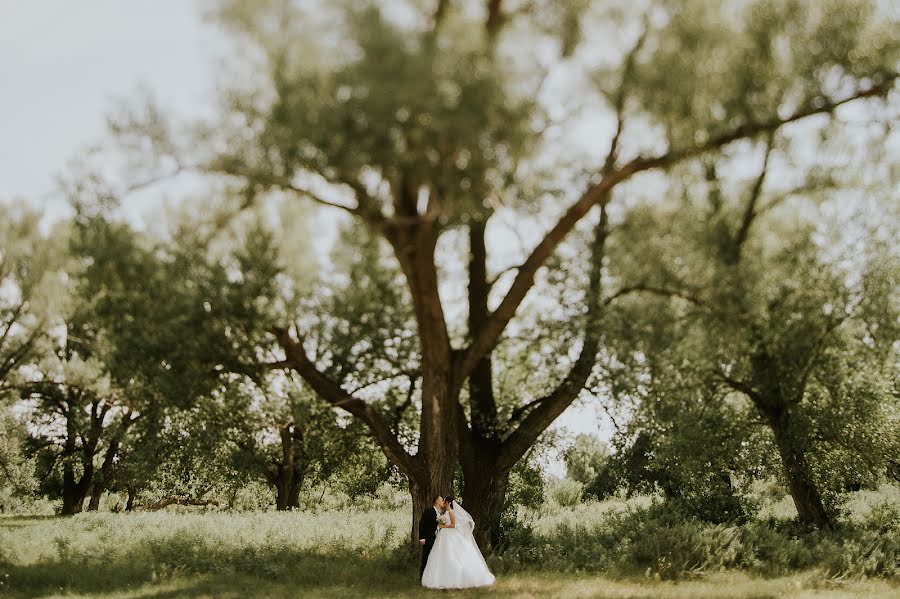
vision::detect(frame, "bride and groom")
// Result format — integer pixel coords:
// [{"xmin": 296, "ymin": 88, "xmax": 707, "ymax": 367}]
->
[{"xmin": 419, "ymin": 494, "xmax": 495, "ymax": 589}]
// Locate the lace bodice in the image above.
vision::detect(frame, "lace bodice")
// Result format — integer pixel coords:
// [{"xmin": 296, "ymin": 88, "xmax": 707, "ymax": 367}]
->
[{"xmin": 438, "ymin": 511, "xmax": 451, "ymax": 526}]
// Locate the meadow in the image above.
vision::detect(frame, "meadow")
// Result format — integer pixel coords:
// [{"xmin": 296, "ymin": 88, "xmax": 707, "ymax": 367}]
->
[{"xmin": 2, "ymin": 485, "xmax": 898, "ymax": 599}]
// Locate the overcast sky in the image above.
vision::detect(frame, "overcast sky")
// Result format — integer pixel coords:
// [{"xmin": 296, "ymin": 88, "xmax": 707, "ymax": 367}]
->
[
  {"xmin": 0, "ymin": 1, "xmax": 228, "ymax": 209},
  {"xmin": 0, "ymin": 1, "xmax": 613, "ymax": 470}
]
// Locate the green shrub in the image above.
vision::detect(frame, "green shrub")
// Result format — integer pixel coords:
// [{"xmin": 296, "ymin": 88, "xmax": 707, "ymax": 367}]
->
[
  {"xmin": 497, "ymin": 496, "xmax": 900, "ymax": 580},
  {"xmin": 547, "ymin": 478, "xmax": 584, "ymax": 508}
]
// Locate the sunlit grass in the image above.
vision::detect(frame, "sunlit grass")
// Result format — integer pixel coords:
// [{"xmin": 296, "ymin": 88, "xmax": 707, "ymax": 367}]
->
[{"xmin": 1, "ymin": 492, "xmax": 898, "ymax": 598}]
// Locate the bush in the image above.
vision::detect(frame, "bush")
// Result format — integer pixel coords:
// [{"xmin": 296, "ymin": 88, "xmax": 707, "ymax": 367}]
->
[
  {"xmin": 497, "ymin": 496, "xmax": 900, "ymax": 580},
  {"xmin": 666, "ymin": 492, "xmax": 757, "ymax": 525},
  {"xmin": 547, "ymin": 479, "xmax": 584, "ymax": 508}
]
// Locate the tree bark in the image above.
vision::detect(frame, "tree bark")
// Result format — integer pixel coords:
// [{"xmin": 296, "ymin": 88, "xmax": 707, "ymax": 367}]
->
[
  {"xmin": 273, "ymin": 422, "xmax": 296, "ymax": 511},
  {"xmin": 275, "ymin": 480, "xmax": 291, "ymax": 511},
  {"xmin": 460, "ymin": 437, "xmax": 510, "ymax": 551},
  {"xmin": 86, "ymin": 418, "xmax": 131, "ymax": 512},
  {"xmin": 61, "ymin": 408, "xmax": 95, "ymax": 515},
  {"xmin": 125, "ymin": 485, "xmax": 137, "ymax": 511},
  {"xmin": 61, "ymin": 462, "xmax": 92, "ymax": 515},
  {"xmin": 458, "ymin": 207, "xmax": 609, "ymax": 548},
  {"xmin": 276, "ymin": 210, "xmax": 459, "ymax": 545},
  {"xmin": 764, "ymin": 405, "xmax": 831, "ymax": 527},
  {"xmin": 288, "ymin": 474, "xmax": 302, "ymax": 509},
  {"xmin": 87, "ymin": 484, "xmax": 103, "ymax": 511}
]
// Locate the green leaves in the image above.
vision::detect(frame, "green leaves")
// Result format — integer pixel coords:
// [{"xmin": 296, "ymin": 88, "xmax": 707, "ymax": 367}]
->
[
  {"xmin": 630, "ymin": 0, "xmax": 898, "ymax": 150},
  {"xmin": 0, "ymin": 204, "xmax": 69, "ymax": 392},
  {"xmin": 220, "ymin": 2, "xmax": 534, "ymax": 223},
  {"xmin": 69, "ymin": 215, "xmax": 281, "ymax": 407}
]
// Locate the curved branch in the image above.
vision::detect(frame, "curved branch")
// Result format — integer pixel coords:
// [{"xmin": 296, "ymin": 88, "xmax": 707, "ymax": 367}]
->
[
  {"xmin": 602, "ymin": 283, "xmax": 706, "ymax": 308},
  {"xmin": 715, "ymin": 371, "xmax": 762, "ymax": 403},
  {"xmin": 457, "ymin": 77, "xmax": 895, "ymax": 381},
  {"xmin": 271, "ymin": 326, "xmax": 421, "ymax": 479},
  {"xmin": 497, "ymin": 203, "xmax": 609, "ymax": 470}
]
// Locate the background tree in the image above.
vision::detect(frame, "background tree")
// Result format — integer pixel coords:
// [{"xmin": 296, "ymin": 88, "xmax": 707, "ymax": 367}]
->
[
  {"xmin": 21, "ymin": 210, "xmax": 279, "ymax": 514},
  {"xmin": 591, "ymin": 128, "xmax": 900, "ymax": 526},
  {"xmin": 563, "ymin": 434, "xmax": 610, "ymax": 487},
  {"xmin": 230, "ymin": 376, "xmax": 393, "ymax": 510}
]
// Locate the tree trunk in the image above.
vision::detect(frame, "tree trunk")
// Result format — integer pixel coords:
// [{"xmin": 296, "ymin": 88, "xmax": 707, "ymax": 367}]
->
[
  {"xmin": 760, "ymin": 403, "xmax": 831, "ymax": 527},
  {"xmin": 125, "ymin": 486, "xmax": 137, "ymax": 511},
  {"xmin": 274, "ymin": 479, "xmax": 291, "ymax": 511},
  {"xmin": 457, "ymin": 211, "xmax": 610, "ymax": 550},
  {"xmin": 61, "ymin": 462, "xmax": 92, "ymax": 515},
  {"xmin": 87, "ymin": 483, "xmax": 103, "ymax": 511},
  {"xmin": 460, "ymin": 451, "xmax": 510, "ymax": 551},
  {"xmin": 86, "ymin": 417, "xmax": 131, "ymax": 512},
  {"xmin": 288, "ymin": 475, "xmax": 302, "ymax": 509},
  {"xmin": 409, "ymin": 477, "xmax": 438, "ymax": 546},
  {"xmin": 272, "ymin": 422, "xmax": 297, "ymax": 511}
]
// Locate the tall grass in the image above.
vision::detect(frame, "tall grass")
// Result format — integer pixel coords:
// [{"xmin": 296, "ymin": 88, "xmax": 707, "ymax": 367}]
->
[
  {"xmin": 1, "ymin": 509, "xmax": 409, "ymax": 597},
  {"xmin": 495, "ymin": 485, "xmax": 900, "ymax": 580},
  {"xmin": 1, "ymin": 485, "xmax": 898, "ymax": 597}
]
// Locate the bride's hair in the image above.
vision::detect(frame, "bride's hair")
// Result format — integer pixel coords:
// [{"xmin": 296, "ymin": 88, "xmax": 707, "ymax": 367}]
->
[{"xmin": 444, "ymin": 495, "xmax": 455, "ymax": 507}]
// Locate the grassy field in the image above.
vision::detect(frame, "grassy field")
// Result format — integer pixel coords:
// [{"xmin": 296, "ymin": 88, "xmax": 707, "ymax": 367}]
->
[{"xmin": 2, "ymin": 492, "xmax": 898, "ymax": 599}]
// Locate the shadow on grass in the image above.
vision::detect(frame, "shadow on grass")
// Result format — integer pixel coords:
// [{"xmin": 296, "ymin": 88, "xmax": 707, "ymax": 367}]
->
[{"xmin": 3, "ymin": 549, "xmax": 436, "ymax": 599}]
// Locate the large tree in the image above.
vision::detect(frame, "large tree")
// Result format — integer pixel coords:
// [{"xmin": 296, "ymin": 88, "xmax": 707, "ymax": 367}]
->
[
  {"xmin": 113, "ymin": 0, "xmax": 898, "ymax": 543},
  {"xmin": 596, "ymin": 129, "xmax": 900, "ymax": 526},
  {"xmin": 22, "ymin": 213, "xmax": 277, "ymax": 513}
]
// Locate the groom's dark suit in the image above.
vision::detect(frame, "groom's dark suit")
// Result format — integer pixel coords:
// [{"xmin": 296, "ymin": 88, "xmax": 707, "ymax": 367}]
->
[{"xmin": 419, "ymin": 506, "xmax": 439, "ymax": 576}]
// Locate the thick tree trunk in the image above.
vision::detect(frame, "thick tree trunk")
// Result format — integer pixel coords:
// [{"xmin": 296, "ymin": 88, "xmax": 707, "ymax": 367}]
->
[
  {"xmin": 767, "ymin": 410, "xmax": 831, "ymax": 527},
  {"xmin": 61, "ymin": 461, "xmax": 93, "ymax": 515},
  {"xmin": 751, "ymin": 395, "xmax": 831, "ymax": 527},
  {"xmin": 460, "ymin": 451, "xmax": 510, "ymax": 551},
  {"xmin": 274, "ymin": 479, "xmax": 291, "ymax": 511},
  {"xmin": 409, "ymin": 477, "xmax": 438, "ymax": 547},
  {"xmin": 86, "ymin": 418, "xmax": 130, "ymax": 512},
  {"xmin": 288, "ymin": 476, "xmax": 302, "ymax": 509}
]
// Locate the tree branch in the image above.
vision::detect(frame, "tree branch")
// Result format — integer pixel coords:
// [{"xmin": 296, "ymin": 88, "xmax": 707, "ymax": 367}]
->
[
  {"xmin": 497, "ymin": 202, "xmax": 609, "ymax": 469},
  {"xmin": 715, "ymin": 371, "xmax": 762, "ymax": 403},
  {"xmin": 602, "ymin": 283, "xmax": 706, "ymax": 308},
  {"xmin": 731, "ymin": 132, "xmax": 775, "ymax": 262},
  {"xmin": 603, "ymin": 19, "xmax": 649, "ymax": 176},
  {"xmin": 271, "ymin": 326, "xmax": 421, "ymax": 479},
  {"xmin": 793, "ymin": 316, "xmax": 846, "ymax": 404},
  {"xmin": 507, "ymin": 395, "xmax": 548, "ymax": 427},
  {"xmin": 433, "ymin": 0, "xmax": 450, "ymax": 33},
  {"xmin": 282, "ymin": 181, "xmax": 367, "ymax": 216},
  {"xmin": 485, "ymin": 0, "xmax": 505, "ymax": 42},
  {"xmin": 457, "ymin": 77, "xmax": 895, "ymax": 380}
]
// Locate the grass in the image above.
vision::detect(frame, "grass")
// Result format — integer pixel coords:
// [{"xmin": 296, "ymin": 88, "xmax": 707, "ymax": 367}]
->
[
  {"xmin": 1, "ymin": 490, "xmax": 898, "ymax": 598},
  {"xmin": 5, "ymin": 570, "xmax": 900, "ymax": 599}
]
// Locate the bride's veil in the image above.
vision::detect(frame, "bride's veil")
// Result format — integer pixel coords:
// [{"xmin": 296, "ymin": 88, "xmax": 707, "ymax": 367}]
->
[{"xmin": 450, "ymin": 499, "xmax": 476, "ymax": 537}]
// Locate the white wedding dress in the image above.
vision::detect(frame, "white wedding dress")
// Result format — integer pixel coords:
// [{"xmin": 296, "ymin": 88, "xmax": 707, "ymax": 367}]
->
[{"xmin": 421, "ymin": 500, "xmax": 495, "ymax": 589}]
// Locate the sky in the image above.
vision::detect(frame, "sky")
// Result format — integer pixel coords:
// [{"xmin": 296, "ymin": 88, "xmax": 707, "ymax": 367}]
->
[
  {"xmin": 0, "ymin": 1, "xmax": 614, "ymax": 472},
  {"xmin": 0, "ymin": 0, "xmax": 236, "ymax": 222}
]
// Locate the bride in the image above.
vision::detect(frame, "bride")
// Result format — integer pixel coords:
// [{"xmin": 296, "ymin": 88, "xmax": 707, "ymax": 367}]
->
[{"xmin": 421, "ymin": 496, "xmax": 495, "ymax": 589}]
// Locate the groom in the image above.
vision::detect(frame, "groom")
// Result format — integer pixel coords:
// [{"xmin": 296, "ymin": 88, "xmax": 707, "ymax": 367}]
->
[{"xmin": 418, "ymin": 494, "xmax": 445, "ymax": 576}]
